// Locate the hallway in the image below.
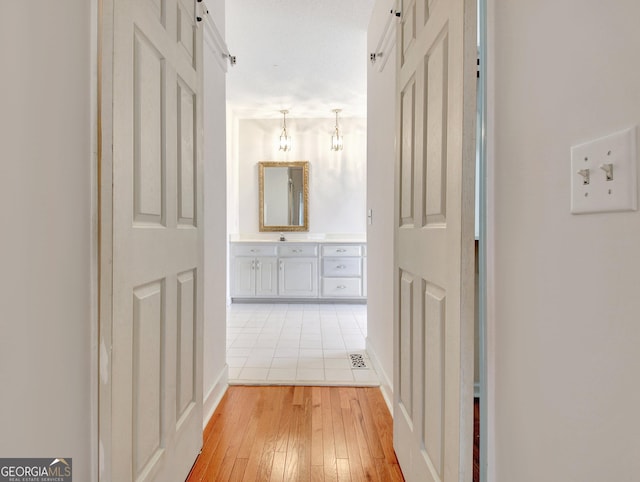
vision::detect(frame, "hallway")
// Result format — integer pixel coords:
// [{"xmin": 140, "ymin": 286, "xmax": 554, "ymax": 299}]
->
[{"xmin": 186, "ymin": 385, "xmax": 404, "ymax": 481}]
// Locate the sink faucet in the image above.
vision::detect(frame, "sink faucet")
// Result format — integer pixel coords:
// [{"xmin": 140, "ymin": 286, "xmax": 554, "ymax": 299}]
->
[{"xmin": 279, "ymin": 233, "xmax": 286, "ymax": 242}]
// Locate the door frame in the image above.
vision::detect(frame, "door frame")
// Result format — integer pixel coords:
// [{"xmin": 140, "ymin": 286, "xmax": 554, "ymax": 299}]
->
[
  {"xmin": 90, "ymin": 0, "xmax": 100, "ymax": 480},
  {"xmin": 96, "ymin": 0, "xmax": 116, "ymax": 478},
  {"xmin": 481, "ymin": 0, "xmax": 496, "ymax": 481}
]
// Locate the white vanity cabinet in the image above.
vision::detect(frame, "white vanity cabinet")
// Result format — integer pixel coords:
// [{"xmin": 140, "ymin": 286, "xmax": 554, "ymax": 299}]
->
[
  {"xmin": 231, "ymin": 245, "xmax": 278, "ymax": 297},
  {"xmin": 230, "ymin": 241, "xmax": 366, "ymax": 301},
  {"xmin": 278, "ymin": 244, "xmax": 318, "ymax": 297},
  {"xmin": 320, "ymin": 244, "xmax": 364, "ymax": 298}
]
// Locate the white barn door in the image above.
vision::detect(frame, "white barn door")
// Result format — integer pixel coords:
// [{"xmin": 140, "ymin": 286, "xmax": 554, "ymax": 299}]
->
[
  {"xmin": 393, "ymin": 0, "xmax": 476, "ymax": 480},
  {"xmin": 100, "ymin": 0, "xmax": 204, "ymax": 480}
]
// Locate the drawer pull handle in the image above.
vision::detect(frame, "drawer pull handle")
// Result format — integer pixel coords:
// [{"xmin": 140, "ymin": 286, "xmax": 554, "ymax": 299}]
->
[
  {"xmin": 250, "ymin": 249, "xmax": 257, "ymax": 253},
  {"xmin": 292, "ymin": 249, "xmax": 302, "ymax": 253},
  {"xmin": 336, "ymin": 249, "xmax": 347, "ymax": 252},
  {"xmin": 337, "ymin": 265, "xmax": 346, "ymax": 269},
  {"xmin": 337, "ymin": 285, "xmax": 346, "ymax": 289}
]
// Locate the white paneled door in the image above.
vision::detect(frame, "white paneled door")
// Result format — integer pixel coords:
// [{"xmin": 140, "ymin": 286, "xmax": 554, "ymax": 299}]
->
[
  {"xmin": 393, "ymin": 0, "xmax": 476, "ymax": 481},
  {"xmin": 100, "ymin": 0, "xmax": 204, "ymax": 481}
]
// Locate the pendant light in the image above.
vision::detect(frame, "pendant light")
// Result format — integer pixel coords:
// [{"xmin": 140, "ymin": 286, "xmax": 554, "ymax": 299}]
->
[
  {"xmin": 331, "ymin": 109, "xmax": 344, "ymax": 151},
  {"xmin": 279, "ymin": 110, "xmax": 292, "ymax": 152}
]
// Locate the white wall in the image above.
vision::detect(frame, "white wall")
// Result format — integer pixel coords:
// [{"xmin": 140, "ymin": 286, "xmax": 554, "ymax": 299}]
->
[
  {"xmin": 489, "ymin": 1, "xmax": 640, "ymax": 480},
  {"xmin": 233, "ymin": 117, "xmax": 367, "ymax": 235},
  {"xmin": 0, "ymin": 1, "xmax": 94, "ymax": 479},
  {"xmin": 365, "ymin": 0, "xmax": 396, "ymax": 409},
  {"xmin": 202, "ymin": 1, "xmax": 228, "ymax": 426}
]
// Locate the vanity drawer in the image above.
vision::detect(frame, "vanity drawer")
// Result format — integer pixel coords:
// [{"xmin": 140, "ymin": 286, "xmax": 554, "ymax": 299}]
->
[
  {"xmin": 321, "ymin": 278, "xmax": 362, "ymax": 297},
  {"xmin": 322, "ymin": 257, "xmax": 361, "ymax": 277},
  {"xmin": 277, "ymin": 244, "xmax": 318, "ymax": 257},
  {"xmin": 321, "ymin": 245, "xmax": 362, "ymax": 257},
  {"xmin": 232, "ymin": 244, "xmax": 277, "ymax": 256}
]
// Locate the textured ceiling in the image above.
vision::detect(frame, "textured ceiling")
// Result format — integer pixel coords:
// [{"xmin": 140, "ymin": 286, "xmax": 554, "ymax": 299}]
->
[{"xmin": 225, "ymin": 0, "xmax": 375, "ymax": 119}]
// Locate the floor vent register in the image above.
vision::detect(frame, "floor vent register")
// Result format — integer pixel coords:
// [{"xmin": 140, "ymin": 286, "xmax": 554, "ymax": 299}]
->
[{"xmin": 348, "ymin": 353, "xmax": 369, "ymax": 369}]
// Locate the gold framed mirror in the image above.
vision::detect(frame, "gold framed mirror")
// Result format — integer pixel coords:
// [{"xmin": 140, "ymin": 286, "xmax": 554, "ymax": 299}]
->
[{"xmin": 259, "ymin": 161, "xmax": 309, "ymax": 232}]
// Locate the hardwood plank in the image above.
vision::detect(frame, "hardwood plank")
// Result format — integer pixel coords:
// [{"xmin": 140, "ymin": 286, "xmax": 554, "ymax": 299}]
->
[
  {"xmin": 293, "ymin": 385, "xmax": 305, "ymax": 406},
  {"xmin": 311, "ymin": 387, "xmax": 324, "ymax": 466},
  {"xmin": 283, "ymin": 403, "xmax": 301, "ymax": 480},
  {"xmin": 274, "ymin": 387, "xmax": 295, "ymax": 452},
  {"xmin": 349, "ymin": 398, "xmax": 379, "ymax": 481},
  {"xmin": 211, "ymin": 389, "xmax": 260, "ymax": 480},
  {"xmin": 341, "ymin": 403, "xmax": 366, "ymax": 481},
  {"xmin": 298, "ymin": 388, "xmax": 312, "ymax": 481},
  {"xmin": 321, "ymin": 386, "xmax": 337, "ymax": 470},
  {"xmin": 330, "ymin": 388, "xmax": 349, "ymax": 459},
  {"xmin": 310, "ymin": 465, "xmax": 324, "ymax": 482},
  {"xmin": 387, "ymin": 462, "xmax": 405, "ymax": 481},
  {"xmin": 255, "ymin": 450, "xmax": 275, "ymax": 482},
  {"xmin": 229, "ymin": 458, "xmax": 248, "ymax": 481},
  {"xmin": 356, "ymin": 388, "xmax": 385, "ymax": 459},
  {"xmin": 237, "ymin": 391, "xmax": 264, "ymax": 458},
  {"xmin": 242, "ymin": 387, "xmax": 283, "ymax": 481},
  {"xmin": 324, "ymin": 461, "xmax": 338, "ymax": 482},
  {"xmin": 187, "ymin": 389, "xmax": 244, "ymax": 481},
  {"xmin": 270, "ymin": 451, "xmax": 287, "ymax": 482},
  {"xmin": 364, "ymin": 387, "xmax": 397, "ymax": 464},
  {"xmin": 336, "ymin": 459, "xmax": 351, "ymax": 481}
]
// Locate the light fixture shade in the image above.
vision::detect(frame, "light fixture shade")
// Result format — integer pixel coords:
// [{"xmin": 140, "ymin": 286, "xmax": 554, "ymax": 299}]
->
[
  {"xmin": 279, "ymin": 110, "xmax": 292, "ymax": 152},
  {"xmin": 331, "ymin": 109, "xmax": 344, "ymax": 151},
  {"xmin": 279, "ymin": 133, "xmax": 292, "ymax": 151},
  {"xmin": 331, "ymin": 131, "xmax": 343, "ymax": 151}
]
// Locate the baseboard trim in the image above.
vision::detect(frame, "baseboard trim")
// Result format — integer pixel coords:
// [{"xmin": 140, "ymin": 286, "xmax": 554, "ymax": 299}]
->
[
  {"xmin": 203, "ymin": 365, "xmax": 229, "ymax": 430},
  {"xmin": 366, "ymin": 339, "xmax": 393, "ymax": 416}
]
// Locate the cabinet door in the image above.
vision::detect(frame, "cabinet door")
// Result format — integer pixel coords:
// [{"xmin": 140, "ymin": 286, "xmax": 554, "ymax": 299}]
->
[
  {"xmin": 233, "ymin": 257, "xmax": 255, "ymax": 297},
  {"xmin": 279, "ymin": 257, "xmax": 318, "ymax": 297},
  {"xmin": 256, "ymin": 257, "xmax": 278, "ymax": 296}
]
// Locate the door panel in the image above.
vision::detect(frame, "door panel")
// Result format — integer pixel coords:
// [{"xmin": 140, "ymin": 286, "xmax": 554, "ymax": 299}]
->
[
  {"xmin": 176, "ymin": 269, "xmax": 196, "ymax": 424},
  {"xmin": 101, "ymin": 0, "xmax": 204, "ymax": 480},
  {"xmin": 422, "ymin": 282, "xmax": 446, "ymax": 478},
  {"xmin": 279, "ymin": 258, "xmax": 318, "ymax": 297},
  {"xmin": 424, "ymin": 32, "xmax": 448, "ymax": 225},
  {"xmin": 133, "ymin": 31, "xmax": 165, "ymax": 225},
  {"xmin": 132, "ymin": 280, "xmax": 165, "ymax": 478},
  {"xmin": 233, "ymin": 257, "xmax": 256, "ymax": 297},
  {"xmin": 256, "ymin": 257, "xmax": 278, "ymax": 296},
  {"xmin": 177, "ymin": 77, "xmax": 196, "ymax": 226},
  {"xmin": 394, "ymin": 0, "xmax": 476, "ymax": 480}
]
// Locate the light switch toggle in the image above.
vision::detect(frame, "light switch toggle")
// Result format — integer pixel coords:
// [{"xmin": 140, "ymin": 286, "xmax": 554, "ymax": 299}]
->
[
  {"xmin": 577, "ymin": 168, "xmax": 590, "ymax": 185},
  {"xmin": 600, "ymin": 163, "xmax": 613, "ymax": 181}
]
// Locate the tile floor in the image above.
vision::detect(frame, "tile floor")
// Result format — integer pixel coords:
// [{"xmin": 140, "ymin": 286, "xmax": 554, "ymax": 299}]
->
[{"xmin": 226, "ymin": 303, "xmax": 379, "ymax": 386}]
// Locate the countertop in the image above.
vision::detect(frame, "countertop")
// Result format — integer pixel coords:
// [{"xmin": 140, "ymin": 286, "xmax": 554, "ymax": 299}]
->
[{"xmin": 229, "ymin": 234, "xmax": 367, "ymax": 244}]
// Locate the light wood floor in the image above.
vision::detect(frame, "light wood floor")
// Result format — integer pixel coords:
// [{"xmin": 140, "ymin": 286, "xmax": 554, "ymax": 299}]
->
[{"xmin": 186, "ymin": 386, "xmax": 404, "ymax": 481}]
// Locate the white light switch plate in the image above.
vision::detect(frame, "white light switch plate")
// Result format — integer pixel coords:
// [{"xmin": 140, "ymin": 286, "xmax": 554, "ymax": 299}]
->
[{"xmin": 570, "ymin": 126, "xmax": 637, "ymax": 214}]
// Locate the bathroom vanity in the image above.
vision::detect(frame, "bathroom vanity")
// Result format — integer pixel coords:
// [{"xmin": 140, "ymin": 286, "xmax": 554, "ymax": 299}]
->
[{"xmin": 230, "ymin": 239, "xmax": 367, "ymax": 302}]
